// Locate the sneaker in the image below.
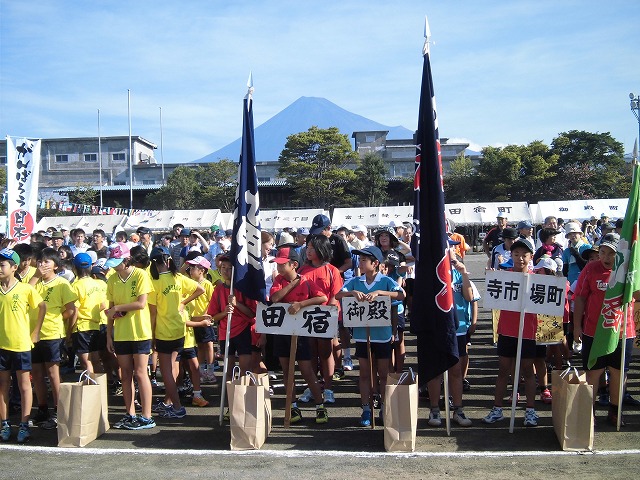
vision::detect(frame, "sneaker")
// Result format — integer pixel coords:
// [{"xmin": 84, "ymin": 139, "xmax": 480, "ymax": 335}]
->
[
  {"xmin": 453, "ymin": 411, "xmax": 472, "ymax": 427},
  {"xmin": 268, "ymin": 371, "xmax": 278, "ymax": 381},
  {"xmin": 462, "ymin": 378, "xmax": 471, "ymax": 392},
  {"xmin": 192, "ymin": 396, "xmax": 209, "ymax": 407},
  {"xmin": 161, "ymin": 406, "xmax": 187, "ymax": 418},
  {"xmin": 113, "ymin": 414, "xmax": 135, "ymax": 429},
  {"xmin": 428, "ymin": 410, "xmax": 442, "ymax": 427},
  {"xmin": 1, "ymin": 422, "xmax": 10, "ymax": 442},
  {"xmin": 524, "ymin": 409, "xmax": 539, "ymax": 427},
  {"xmin": 16, "ymin": 423, "xmax": 30, "ymax": 443},
  {"xmin": 324, "ymin": 389, "xmax": 335, "ymax": 404},
  {"xmin": 32, "ymin": 409, "xmax": 49, "ymax": 424},
  {"xmin": 178, "ymin": 385, "xmax": 193, "ymax": 397},
  {"xmin": 540, "ymin": 388, "xmax": 552, "ymax": 404},
  {"xmin": 290, "ymin": 406, "xmax": 302, "ymax": 424},
  {"xmin": 316, "ymin": 405, "xmax": 328, "ymax": 424},
  {"xmin": 123, "ymin": 415, "xmax": 156, "ymax": 430},
  {"xmin": 483, "ymin": 406, "xmax": 504, "ymax": 424},
  {"xmin": 343, "ymin": 357, "xmax": 354, "ymax": 371},
  {"xmin": 150, "ymin": 377, "xmax": 158, "ymax": 387},
  {"xmin": 152, "ymin": 400, "xmax": 170, "ymax": 413},
  {"xmin": 223, "ymin": 408, "xmax": 230, "ymax": 422},
  {"xmin": 40, "ymin": 414, "xmax": 58, "ymax": 430},
  {"xmin": 332, "ymin": 369, "xmax": 345, "ymax": 381},
  {"xmin": 298, "ymin": 388, "xmax": 313, "ymax": 403},
  {"xmin": 622, "ymin": 393, "xmax": 640, "ymax": 407},
  {"xmin": 360, "ymin": 409, "xmax": 372, "ymax": 427}
]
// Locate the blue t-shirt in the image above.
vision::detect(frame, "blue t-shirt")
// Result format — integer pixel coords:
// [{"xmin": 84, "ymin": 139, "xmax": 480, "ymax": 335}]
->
[
  {"xmin": 341, "ymin": 273, "xmax": 401, "ymax": 343},
  {"xmin": 562, "ymin": 240, "xmax": 591, "ymax": 283},
  {"xmin": 452, "ymin": 269, "xmax": 481, "ymax": 336}
]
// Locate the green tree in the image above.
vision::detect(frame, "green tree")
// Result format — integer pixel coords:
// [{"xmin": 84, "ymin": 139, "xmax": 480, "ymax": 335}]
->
[
  {"xmin": 145, "ymin": 166, "xmax": 200, "ymax": 209},
  {"xmin": 278, "ymin": 126, "xmax": 359, "ymax": 209},
  {"xmin": 351, "ymin": 153, "xmax": 388, "ymax": 206},
  {"xmin": 514, "ymin": 141, "xmax": 558, "ymax": 202},
  {"xmin": 444, "ymin": 153, "xmax": 477, "ymax": 202},
  {"xmin": 68, "ymin": 184, "xmax": 98, "ymax": 206},
  {"xmin": 198, "ymin": 160, "xmax": 238, "ymax": 211},
  {"xmin": 474, "ymin": 145, "xmax": 523, "ymax": 201}
]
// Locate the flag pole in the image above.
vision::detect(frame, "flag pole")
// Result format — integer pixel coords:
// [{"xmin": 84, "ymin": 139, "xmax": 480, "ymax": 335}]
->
[
  {"xmin": 617, "ymin": 304, "xmax": 628, "ymax": 431},
  {"xmin": 97, "ymin": 109, "xmax": 103, "ymax": 209},
  {"xmin": 218, "ymin": 266, "xmax": 235, "ymax": 426},
  {"xmin": 509, "ymin": 273, "xmax": 530, "ymax": 433}
]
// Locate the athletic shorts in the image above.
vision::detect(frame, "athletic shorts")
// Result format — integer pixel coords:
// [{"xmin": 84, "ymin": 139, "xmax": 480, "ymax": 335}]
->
[
  {"xmin": 155, "ymin": 337, "xmax": 185, "ymax": 354},
  {"xmin": 396, "ymin": 312, "xmax": 406, "ymax": 331},
  {"xmin": 456, "ymin": 335, "xmax": 468, "ymax": 357},
  {"xmin": 535, "ymin": 344, "xmax": 547, "ymax": 359},
  {"xmin": 273, "ymin": 335, "xmax": 311, "ymax": 361},
  {"xmin": 73, "ymin": 330, "xmax": 99, "ymax": 354},
  {"xmin": 89, "ymin": 325, "xmax": 108, "ymax": 352},
  {"xmin": 113, "ymin": 339, "xmax": 152, "ymax": 356},
  {"xmin": 219, "ymin": 325, "xmax": 252, "ymax": 357},
  {"xmin": 32, "ymin": 339, "xmax": 64, "ymax": 364},
  {"xmin": 581, "ymin": 335, "xmax": 634, "ymax": 372},
  {"xmin": 496, "ymin": 335, "xmax": 536, "ymax": 359},
  {"xmin": 355, "ymin": 341, "xmax": 392, "ymax": 360},
  {"xmin": 177, "ymin": 347, "xmax": 197, "ymax": 361},
  {"xmin": 194, "ymin": 325, "xmax": 216, "ymax": 344},
  {"xmin": 0, "ymin": 349, "xmax": 31, "ymax": 371}
]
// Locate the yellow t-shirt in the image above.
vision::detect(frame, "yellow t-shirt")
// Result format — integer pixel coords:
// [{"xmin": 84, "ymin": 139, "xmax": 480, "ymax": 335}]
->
[
  {"xmin": 34, "ymin": 276, "xmax": 78, "ymax": 340},
  {"xmin": 149, "ymin": 273, "xmax": 199, "ymax": 341},
  {"xmin": 209, "ymin": 269, "xmax": 223, "ymax": 286},
  {"xmin": 0, "ymin": 281, "xmax": 43, "ymax": 352},
  {"xmin": 72, "ymin": 276, "xmax": 107, "ymax": 332},
  {"xmin": 18, "ymin": 266, "xmax": 37, "ymax": 284},
  {"xmin": 106, "ymin": 267, "xmax": 154, "ymax": 342},
  {"xmin": 190, "ymin": 278, "xmax": 214, "ymax": 317},
  {"xmin": 184, "ymin": 324, "xmax": 196, "ymax": 349}
]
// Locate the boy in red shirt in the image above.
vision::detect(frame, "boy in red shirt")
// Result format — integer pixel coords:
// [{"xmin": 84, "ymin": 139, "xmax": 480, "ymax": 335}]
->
[{"xmin": 573, "ymin": 233, "xmax": 639, "ymax": 426}]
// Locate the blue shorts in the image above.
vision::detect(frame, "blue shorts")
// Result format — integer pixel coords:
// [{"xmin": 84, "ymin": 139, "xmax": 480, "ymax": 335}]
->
[
  {"xmin": 177, "ymin": 347, "xmax": 197, "ymax": 361},
  {"xmin": 273, "ymin": 335, "xmax": 311, "ymax": 361},
  {"xmin": 456, "ymin": 335, "xmax": 468, "ymax": 357},
  {"xmin": 355, "ymin": 341, "xmax": 392, "ymax": 360},
  {"xmin": 113, "ymin": 339, "xmax": 152, "ymax": 356},
  {"xmin": 32, "ymin": 339, "xmax": 64, "ymax": 364},
  {"xmin": 219, "ymin": 326, "xmax": 252, "ymax": 357},
  {"xmin": 582, "ymin": 335, "xmax": 634, "ymax": 372},
  {"xmin": 155, "ymin": 337, "xmax": 185, "ymax": 354},
  {"xmin": 89, "ymin": 325, "xmax": 108, "ymax": 352},
  {"xmin": 497, "ymin": 335, "xmax": 536, "ymax": 359},
  {"xmin": 0, "ymin": 349, "xmax": 32, "ymax": 371},
  {"xmin": 73, "ymin": 330, "xmax": 99, "ymax": 354},
  {"xmin": 194, "ymin": 325, "xmax": 216, "ymax": 344}
]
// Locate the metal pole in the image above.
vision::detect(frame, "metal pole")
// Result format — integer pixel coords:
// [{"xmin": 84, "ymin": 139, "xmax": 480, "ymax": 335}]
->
[
  {"xmin": 160, "ymin": 106, "xmax": 165, "ymax": 185},
  {"xmin": 128, "ymin": 89, "xmax": 133, "ymax": 210},
  {"xmin": 98, "ymin": 109, "xmax": 103, "ymax": 208}
]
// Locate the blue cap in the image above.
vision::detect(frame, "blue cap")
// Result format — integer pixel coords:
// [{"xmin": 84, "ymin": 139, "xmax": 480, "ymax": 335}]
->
[
  {"xmin": 150, "ymin": 246, "xmax": 170, "ymax": 259},
  {"xmin": 73, "ymin": 253, "xmax": 92, "ymax": 269},
  {"xmin": 0, "ymin": 248, "xmax": 20, "ymax": 265},
  {"xmin": 309, "ymin": 214, "xmax": 331, "ymax": 235},
  {"xmin": 353, "ymin": 245, "xmax": 384, "ymax": 263},
  {"xmin": 180, "ymin": 228, "xmax": 191, "ymax": 237}
]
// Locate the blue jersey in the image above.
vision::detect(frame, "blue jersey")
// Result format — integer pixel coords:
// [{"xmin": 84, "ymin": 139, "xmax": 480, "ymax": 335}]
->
[
  {"xmin": 452, "ymin": 269, "xmax": 481, "ymax": 336},
  {"xmin": 341, "ymin": 273, "xmax": 401, "ymax": 343}
]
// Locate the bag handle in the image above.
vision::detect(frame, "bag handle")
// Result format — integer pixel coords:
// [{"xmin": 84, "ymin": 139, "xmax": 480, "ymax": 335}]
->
[
  {"xmin": 245, "ymin": 371, "xmax": 259, "ymax": 385},
  {"xmin": 559, "ymin": 366, "xmax": 580, "ymax": 379},
  {"xmin": 79, "ymin": 370, "xmax": 98, "ymax": 385},
  {"xmin": 231, "ymin": 366, "xmax": 241, "ymax": 381},
  {"xmin": 396, "ymin": 367, "xmax": 416, "ymax": 385}
]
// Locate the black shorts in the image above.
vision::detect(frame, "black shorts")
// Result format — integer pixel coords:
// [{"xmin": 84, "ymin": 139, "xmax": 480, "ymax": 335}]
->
[
  {"xmin": 0, "ymin": 349, "xmax": 31, "ymax": 371},
  {"xmin": 496, "ymin": 335, "xmax": 536, "ymax": 359},
  {"xmin": 456, "ymin": 335, "xmax": 468, "ymax": 357},
  {"xmin": 194, "ymin": 325, "xmax": 216, "ymax": 344},
  {"xmin": 89, "ymin": 324, "xmax": 108, "ymax": 352},
  {"xmin": 273, "ymin": 335, "xmax": 312, "ymax": 361},
  {"xmin": 73, "ymin": 330, "xmax": 99, "ymax": 354},
  {"xmin": 404, "ymin": 278, "xmax": 414, "ymax": 296},
  {"xmin": 113, "ymin": 339, "xmax": 152, "ymax": 356},
  {"xmin": 581, "ymin": 335, "xmax": 634, "ymax": 372},
  {"xmin": 155, "ymin": 337, "xmax": 185, "ymax": 354},
  {"xmin": 355, "ymin": 341, "xmax": 392, "ymax": 360},
  {"xmin": 32, "ymin": 339, "xmax": 64, "ymax": 364},
  {"xmin": 396, "ymin": 312, "xmax": 406, "ymax": 331},
  {"xmin": 177, "ymin": 347, "xmax": 197, "ymax": 361},
  {"xmin": 535, "ymin": 344, "xmax": 547, "ymax": 358},
  {"xmin": 219, "ymin": 325, "xmax": 252, "ymax": 357}
]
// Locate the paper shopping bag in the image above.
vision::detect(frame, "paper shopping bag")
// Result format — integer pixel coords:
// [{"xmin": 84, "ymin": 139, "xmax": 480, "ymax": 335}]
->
[
  {"xmin": 383, "ymin": 370, "xmax": 418, "ymax": 452},
  {"xmin": 228, "ymin": 371, "xmax": 272, "ymax": 450},
  {"xmin": 552, "ymin": 368, "xmax": 594, "ymax": 451},
  {"xmin": 57, "ymin": 371, "xmax": 109, "ymax": 447}
]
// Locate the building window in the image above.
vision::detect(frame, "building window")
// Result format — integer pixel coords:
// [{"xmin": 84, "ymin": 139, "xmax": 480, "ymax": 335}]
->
[
  {"xmin": 55, "ymin": 154, "xmax": 69, "ymax": 163},
  {"xmin": 112, "ymin": 153, "xmax": 126, "ymax": 162},
  {"xmin": 0, "ymin": 156, "xmax": 6, "ymax": 165},
  {"xmin": 142, "ymin": 180, "xmax": 156, "ymax": 185},
  {"xmin": 365, "ymin": 135, "xmax": 376, "ymax": 143},
  {"xmin": 114, "ymin": 181, "xmax": 126, "ymax": 186},
  {"xmin": 258, "ymin": 177, "xmax": 271, "ymax": 182},
  {"xmin": 84, "ymin": 153, "xmax": 97, "ymax": 162}
]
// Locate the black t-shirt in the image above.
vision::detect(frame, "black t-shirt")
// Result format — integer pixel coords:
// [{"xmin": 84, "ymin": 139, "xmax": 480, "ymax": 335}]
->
[
  {"xmin": 484, "ymin": 227, "xmax": 503, "ymax": 251},
  {"xmin": 329, "ymin": 234, "xmax": 351, "ymax": 270}
]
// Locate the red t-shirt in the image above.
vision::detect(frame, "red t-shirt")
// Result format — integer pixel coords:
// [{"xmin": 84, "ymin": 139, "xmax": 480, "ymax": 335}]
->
[
  {"xmin": 298, "ymin": 263, "xmax": 343, "ymax": 312},
  {"xmin": 207, "ymin": 283, "xmax": 257, "ymax": 340},
  {"xmin": 497, "ymin": 267, "xmax": 537, "ymax": 340},
  {"xmin": 574, "ymin": 261, "xmax": 635, "ymax": 338},
  {"xmin": 270, "ymin": 274, "xmax": 324, "ymax": 302}
]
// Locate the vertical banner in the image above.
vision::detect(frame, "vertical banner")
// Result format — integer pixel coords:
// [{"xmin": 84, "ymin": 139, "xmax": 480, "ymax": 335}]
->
[{"xmin": 6, "ymin": 136, "xmax": 41, "ymax": 241}]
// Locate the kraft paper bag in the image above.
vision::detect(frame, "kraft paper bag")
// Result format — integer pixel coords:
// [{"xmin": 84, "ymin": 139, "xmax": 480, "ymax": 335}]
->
[
  {"xmin": 57, "ymin": 371, "xmax": 110, "ymax": 447},
  {"xmin": 552, "ymin": 368, "xmax": 594, "ymax": 451},
  {"xmin": 383, "ymin": 370, "xmax": 418, "ymax": 452},
  {"xmin": 228, "ymin": 371, "xmax": 272, "ymax": 450}
]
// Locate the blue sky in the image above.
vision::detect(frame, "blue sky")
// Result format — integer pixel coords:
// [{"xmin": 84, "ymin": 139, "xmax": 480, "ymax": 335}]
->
[{"xmin": 1, "ymin": 1, "xmax": 639, "ymax": 163}]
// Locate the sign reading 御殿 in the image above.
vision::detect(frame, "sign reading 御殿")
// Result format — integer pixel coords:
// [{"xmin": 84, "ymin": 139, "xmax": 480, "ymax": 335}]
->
[{"xmin": 6, "ymin": 136, "xmax": 41, "ymax": 241}]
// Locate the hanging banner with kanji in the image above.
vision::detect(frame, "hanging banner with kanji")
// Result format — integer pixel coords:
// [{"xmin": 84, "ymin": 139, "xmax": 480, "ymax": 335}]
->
[
  {"xmin": 255, "ymin": 303, "xmax": 338, "ymax": 338},
  {"xmin": 6, "ymin": 136, "xmax": 41, "ymax": 241},
  {"xmin": 341, "ymin": 297, "xmax": 393, "ymax": 327}
]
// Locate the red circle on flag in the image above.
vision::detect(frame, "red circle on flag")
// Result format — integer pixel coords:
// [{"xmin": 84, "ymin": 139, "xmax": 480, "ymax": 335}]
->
[{"xmin": 9, "ymin": 209, "xmax": 35, "ymax": 242}]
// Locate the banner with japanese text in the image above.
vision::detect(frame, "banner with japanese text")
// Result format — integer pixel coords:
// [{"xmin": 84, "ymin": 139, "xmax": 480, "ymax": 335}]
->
[
  {"xmin": 6, "ymin": 136, "xmax": 41, "ymax": 241},
  {"xmin": 255, "ymin": 303, "xmax": 338, "ymax": 338},
  {"xmin": 341, "ymin": 297, "xmax": 392, "ymax": 327}
]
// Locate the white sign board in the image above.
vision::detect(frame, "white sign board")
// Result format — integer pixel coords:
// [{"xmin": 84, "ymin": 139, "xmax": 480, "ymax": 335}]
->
[
  {"xmin": 341, "ymin": 296, "xmax": 392, "ymax": 327},
  {"xmin": 483, "ymin": 271, "xmax": 566, "ymax": 317},
  {"xmin": 255, "ymin": 303, "xmax": 338, "ymax": 338}
]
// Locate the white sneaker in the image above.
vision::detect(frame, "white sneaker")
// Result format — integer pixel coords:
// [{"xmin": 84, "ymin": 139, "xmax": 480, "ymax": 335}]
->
[
  {"xmin": 524, "ymin": 409, "xmax": 539, "ymax": 427},
  {"xmin": 483, "ymin": 406, "xmax": 504, "ymax": 424},
  {"xmin": 298, "ymin": 388, "xmax": 313, "ymax": 403},
  {"xmin": 343, "ymin": 357, "xmax": 354, "ymax": 371},
  {"xmin": 453, "ymin": 411, "xmax": 472, "ymax": 427},
  {"xmin": 428, "ymin": 410, "xmax": 442, "ymax": 427},
  {"xmin": 324, "ymin": 389, "xmax": 335, "ymax": 404}
]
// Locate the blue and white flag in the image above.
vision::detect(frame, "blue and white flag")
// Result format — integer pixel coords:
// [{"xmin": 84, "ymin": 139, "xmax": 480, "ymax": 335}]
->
[{"xmin": 229, "ymin": 86, "xmax": 266, "ymax": 302}]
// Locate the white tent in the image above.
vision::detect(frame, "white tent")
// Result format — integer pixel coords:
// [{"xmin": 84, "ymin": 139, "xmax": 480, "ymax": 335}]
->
[
  {"xmin": 332, "ymin": 206, "xmax": 413, "ymax": 228},
  {"xmin": 35, "ymin": 215, "xmax": 128, "ymax": 234},
  {"xmin": 260, "ymin": 209, "xmax": 328, "ymax": 231},
  {"xmin": 534, "ymin": 198, "xmax": 628, "ymax": 224},
  {"xmin": 123, "ymin": 209, "xmax": 222, "ymax": 232}
]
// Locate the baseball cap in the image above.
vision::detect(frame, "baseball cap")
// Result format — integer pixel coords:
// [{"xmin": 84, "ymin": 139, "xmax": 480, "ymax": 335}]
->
[
  {"xmin": 186, "ymin": 256, "xmax": 212, "ymax": 270},
  {"xmin": 180, "ymin": 228, "xmax": 191, "ymax": 237},
  {"xmin": 581, "ymin": 246, "xmax": 599, "ymax": 261},
  {"xmin": 534, "ymin": 256, "xmax": 558, "ymax": 273},
  {"xmin": 270, "ymin": 246, "xmax": 301, "ymax": 265},
  {"xmin": 225, "ymin": 229, "xmax": 233, "ymax": 236},
  {"xmin": 297, "ymin": 227, "xmax": 310, "ymax": 236},
  {"xmin": 384, "ymin": 250, "xmax": 401, "ymax": 266},
  {"xmin": 309, "ymin": 214, "xmax": 331, "ymax": 235},
  {"xmin": 510, "ymin": 237, "xmax": 535, "ymax": 254},
  {"xmin": 516, "ymin": 220, "xmax": 533, "ymax": 230},
  {"xmin": 353, "ymin": 245, "xmax": 384, "ymax": 263},
  {"xmin": 353, "ymin": 225, "xmax": 368, "ymax": 235},
  {"xmin": 277, "ymin": 232, "xmax": 295, "ymax": 247},
  {"xmin": 501, "ymin": 227, "xmax": 518, "ymax": 240},
  {"xmin": 73, "ymin": 252, "xmax": 92, "ymax": 269},
  {"xmin": 215, "ymin": 229, "xmax": 225, "ymax": 238},
  {"xmin": 0, "ymin": 248, "xmax": 20, "ymax": 265},
  {"xmin": 150, "ymin": 246, "xmax": 170, "ymax": 259},
  {"xmin": 496, "ymin": 212, "xmax": 507, "ymax": 219},
  {"xmin": 137, "ymin": 227, "xmax": 152, "ymax": 235},
  {"xmin": 599, "ymin": 233, "xmax": 620, "ymax": 252},
  {"xmin": 104, "ymin": 243, "xmax": 131, "ymax": 268},
  {"xmin": 86, "ymin": 250, "xmax": 98, "ymax": 265}
]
